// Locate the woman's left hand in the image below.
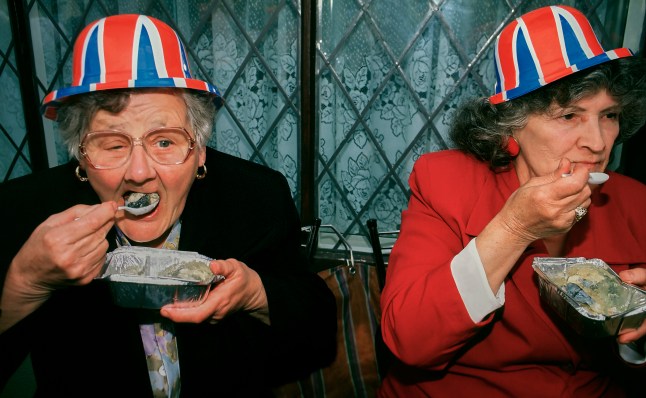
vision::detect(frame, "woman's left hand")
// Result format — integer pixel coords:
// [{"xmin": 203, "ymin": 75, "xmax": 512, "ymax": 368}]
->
[
  {"xmin": 160, "ymin": 258, "xmax": 270, "ymax": 325},
  {"xmin": 616, "ymin": 268, "xmax": 646, "ymax": 344}
]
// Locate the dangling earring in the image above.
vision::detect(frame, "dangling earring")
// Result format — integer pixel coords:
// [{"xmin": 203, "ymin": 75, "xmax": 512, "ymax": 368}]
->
[
  {"xmin": 506, "ymin": 136, "xmax": 520, "ymax": 157},
  {"xmin": 75, "ymin": 165, "xmax": 89, "ymax": 182},
  {"xmin": 196, "ymin": 164, "xmax": 207, "ymax": 180}
]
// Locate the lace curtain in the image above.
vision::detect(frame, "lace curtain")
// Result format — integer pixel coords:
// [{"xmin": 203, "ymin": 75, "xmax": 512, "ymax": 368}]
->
[
  {"xmin": 1, "ymin": 0, "xmax": 631, "ymax": 240},
  {"xmin": 315, "ymin": 0, "xmax": 625, "ymax": 236},
  {"xmin": 317, "ymin": 0, "xmax": 505, "ymax": 235}
]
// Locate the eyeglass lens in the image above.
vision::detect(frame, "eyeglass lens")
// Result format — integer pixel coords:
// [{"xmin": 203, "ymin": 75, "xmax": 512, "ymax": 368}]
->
[{"xmin": 82, "ymin": 128, "xmax": 193, "ymax": 169}]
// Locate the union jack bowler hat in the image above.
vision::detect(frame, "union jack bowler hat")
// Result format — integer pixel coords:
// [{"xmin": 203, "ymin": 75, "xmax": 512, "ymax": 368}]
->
[
  {"xmin": 489, "ymin": 5, "xmax": 633, "ymax": 104},
  {"xmin": 41, "ymin": 14, "xmax": 222, "ymax": 120}
]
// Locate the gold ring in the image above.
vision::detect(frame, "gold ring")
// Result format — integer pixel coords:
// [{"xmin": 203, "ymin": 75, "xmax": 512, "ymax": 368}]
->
[{"xmin": 574, "ymin": 206, "xmax": 588, "ymax": 223}]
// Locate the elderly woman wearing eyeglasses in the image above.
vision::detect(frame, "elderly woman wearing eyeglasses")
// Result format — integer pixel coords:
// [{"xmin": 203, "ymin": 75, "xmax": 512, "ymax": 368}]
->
[{"xmin": 0, "ymin": 15, "xmax": 336, "ymax": 397}]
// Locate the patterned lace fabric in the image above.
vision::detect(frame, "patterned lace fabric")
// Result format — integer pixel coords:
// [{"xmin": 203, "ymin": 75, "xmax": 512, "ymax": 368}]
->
[{"xmin": 116, "ymin": 221, "xmax": 182, "ymax": 398}]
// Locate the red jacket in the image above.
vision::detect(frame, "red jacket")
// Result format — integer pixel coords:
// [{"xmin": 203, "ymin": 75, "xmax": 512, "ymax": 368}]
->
[{"xmin": 379, "ymin": 150, "xmax": 646, "ymax": 397}]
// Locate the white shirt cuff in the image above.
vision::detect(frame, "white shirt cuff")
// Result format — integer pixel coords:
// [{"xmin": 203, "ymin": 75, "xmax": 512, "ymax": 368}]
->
[{"xmin": 451, "ymin": 238, "xmax": 505, "ymax": 323}]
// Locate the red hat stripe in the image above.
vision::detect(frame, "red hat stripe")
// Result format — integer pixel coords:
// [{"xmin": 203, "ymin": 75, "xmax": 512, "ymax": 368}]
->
[
  {"xmin": 41, "ymin": 14, "xmax": 222, "ymax": 119},
  {"xmin": 561, "ymin": 7, "xmax": 604, "ymax": 55},
  {"xmin": 184, "ymin": 79, "xmax": 207, "ymax": 90},
  {"xmin": 612, "ymin": 48, "xmax": 632, "ymax": 58},
  {"xmin": 495, "ymin": 19, "xmax": 519, "ymax": 93},
  {"xmin": 489, "ymin": 5, "xmax": 633, "ymax": 104},
  {"xmin": 150, "ymin": 18, "xmax": 185, "ymax": 79},
  {"xmin": 96, "ymin": 81, "xmax": 134, "ymax": 91},
  {"xmin": 103, "ymin": 15, "xmax": 136, "ymax": 83}
]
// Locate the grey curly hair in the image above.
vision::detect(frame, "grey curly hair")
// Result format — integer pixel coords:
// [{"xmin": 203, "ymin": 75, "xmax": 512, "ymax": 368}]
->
[
  {"xmin": 450, "ymin": 57, "xmax": 646, "ymax": 169},
  {"xmin": 55, "ymin": 88, "xmax": 218, "ymax": 159}
]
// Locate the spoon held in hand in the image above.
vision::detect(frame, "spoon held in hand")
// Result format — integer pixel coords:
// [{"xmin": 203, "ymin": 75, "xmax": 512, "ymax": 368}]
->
[{"xmin": 118, "ymin": 192, "xmax": 160, "ymax": 216}]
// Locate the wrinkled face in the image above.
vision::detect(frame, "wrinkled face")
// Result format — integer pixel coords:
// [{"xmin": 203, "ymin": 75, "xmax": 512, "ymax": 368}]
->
[
  {"xmin": 80, "ymin": 91, "xmax": 206, "ymax": 247},
  {"xmin": 513, "ymin": 90, "xmax": 620, "ymax": 185}
]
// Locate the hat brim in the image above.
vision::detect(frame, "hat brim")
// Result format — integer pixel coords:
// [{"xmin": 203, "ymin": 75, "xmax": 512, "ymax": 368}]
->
[
  {"xmin": 41, "ymin": 77, "xmax": 223, "ymax": 120},
  {"xmin": 489, "ymin": 47, "xmax": 633, "ymax": 104}
]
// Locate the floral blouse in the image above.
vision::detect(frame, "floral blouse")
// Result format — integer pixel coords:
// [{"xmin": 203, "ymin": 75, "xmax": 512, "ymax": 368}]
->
[{"xmin": 116, "ymin": 221, "xmax": 182, "ymax": 398}]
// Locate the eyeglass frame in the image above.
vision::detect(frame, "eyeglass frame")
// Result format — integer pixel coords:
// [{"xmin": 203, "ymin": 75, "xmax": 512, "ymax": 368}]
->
[{"xmin": 79, "ymin": 127, "xmax": 197, "ymax": 170}]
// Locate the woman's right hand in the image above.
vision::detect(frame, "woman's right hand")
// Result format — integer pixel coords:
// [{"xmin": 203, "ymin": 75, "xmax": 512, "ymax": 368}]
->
[
  {"xmin": 497, "ymin": 158, "xmax": 592, "ymax": 243},
  {"xmin": 476, "ymin": 159, "xmax": 592, "ymax": 292},
  {"xmin": 1, "ymin": 202, "xmax": 116, "ymax": 332}
]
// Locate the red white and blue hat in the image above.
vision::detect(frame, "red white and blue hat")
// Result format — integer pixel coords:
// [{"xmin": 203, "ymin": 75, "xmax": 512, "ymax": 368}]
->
[
  {"xmin": 490, "ymin": 5, "xmax": 633, "ymax": 104},
  {"xmin": 41, "ymin": 14, "xmax": 222, "ymax": 120}
]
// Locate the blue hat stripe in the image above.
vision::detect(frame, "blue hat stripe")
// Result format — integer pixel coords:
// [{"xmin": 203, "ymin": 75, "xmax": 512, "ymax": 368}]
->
[
  {"xmin": 559, "ymin": 15, "xmax": 587, "ymax": 67},
  {"xmin": 577, "ymin": 53, "xmax": 611, "ymax": 70},
  {"xmin": 136, "ymin": 26, "xmax": 160, "ymax": 80},
  {"xmin": 41, "ymin": 14, "xmax": 223, "ymax": 119},
  {"xmin": 514, "ymin": 29, "xmax": 540, "ymax": 90},
  {"xmin": 81, "ymin": 25, "xmax": 101, "ymax": 86},
  {"xmin": 178, "ymin": 40, "xmax": 193, "ymax": 79},
  {"xmin": 134, "ymin": 78, "xmax": 176, "ymax": 88}
]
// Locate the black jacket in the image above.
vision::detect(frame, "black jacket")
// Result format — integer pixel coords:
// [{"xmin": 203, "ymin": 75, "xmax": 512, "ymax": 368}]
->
[{"xmin": 0, "ymin": 147, "xmax": 337, "ymax": 397}]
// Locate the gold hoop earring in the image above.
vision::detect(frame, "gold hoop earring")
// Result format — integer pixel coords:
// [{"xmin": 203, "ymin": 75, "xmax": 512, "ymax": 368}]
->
[
  {"xmin": 75, "ymin": 165, "xmax": 89, "ymax": 182},
  {"xmin": 196, "ymin": 164, "xmax": 207, "ymax": 180}
]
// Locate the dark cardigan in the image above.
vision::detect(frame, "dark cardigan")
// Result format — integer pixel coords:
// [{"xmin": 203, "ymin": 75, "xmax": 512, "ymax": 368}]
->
[{"xmin": 0, "ymin": 147, "xmax": 337, "ymax": 397}]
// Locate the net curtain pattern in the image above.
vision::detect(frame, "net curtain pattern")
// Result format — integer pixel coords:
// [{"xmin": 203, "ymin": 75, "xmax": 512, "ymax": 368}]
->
[{"xmin": 0, "ymin": 0, "xmax": 634, "ymax": 239}]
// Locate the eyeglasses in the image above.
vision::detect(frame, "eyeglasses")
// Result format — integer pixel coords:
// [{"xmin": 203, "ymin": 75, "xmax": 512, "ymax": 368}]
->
[{"xmin": 79, "ymin": 127, "xmax": 196, "ymax": 169}]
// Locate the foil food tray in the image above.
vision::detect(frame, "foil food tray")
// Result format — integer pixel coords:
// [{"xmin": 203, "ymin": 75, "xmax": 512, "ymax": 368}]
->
[
  {"xmin": 96, "ymin": 246, "xmax": 224, "ymax": 309},
  {"xmin": 533, "ymin": 257, "xmax": 646, "ymax": 338}
]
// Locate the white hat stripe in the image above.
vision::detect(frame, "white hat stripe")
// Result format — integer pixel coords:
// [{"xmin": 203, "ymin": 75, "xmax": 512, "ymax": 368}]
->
[
  {"xmin": 97, "ymin": 19, "xmax": 107, "ymax": 84},
  {"xmin": 173, "ymin": 77, "xmax": 188, "ymax": 88},
  {"xmin": 176, "ymin": 35, "xmax": 191, "ymax": 77},
  {"xmin": 510, "ymin": 24, "xmax": 520, "ymax": 92},
  {"xmin": 489, "ymin": 5, "xmax": 633, "ymax": 104},
  {"xmin": 555, "ymin": 7, "xmax": 596, "ymax": 58},
  {"xmin": 41, "ymin": 14, "xmax": 222, "ymax": 119},
  {"xmin": 551, "ymin": 7, "xmax": 572, "ymax": 67},
  {"xmin": 493, "ymin": 35, "xmax": 503, "ymax": 92}
]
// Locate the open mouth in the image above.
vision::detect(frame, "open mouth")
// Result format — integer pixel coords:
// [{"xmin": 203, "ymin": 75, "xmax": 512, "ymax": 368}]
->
[{"xmin": 119, "ymin": 192, "xmax": 160, "ymax": 215}]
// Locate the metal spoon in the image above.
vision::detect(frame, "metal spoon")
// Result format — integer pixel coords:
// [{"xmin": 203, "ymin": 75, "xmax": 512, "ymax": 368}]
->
[
  {"xmin": 118, "ymin": 193, "xmax": 160, "ymax": 216},
  {"xmin": 587, "ymin": 172, "xmax": 609, "ymax": 184},
  {"xmin": 561, "ymin": 172, "xmax": 609, "ymax": 185},
  {"xmin": 118, "ymin": 202, "xmax": 159, "ymax": 216}
]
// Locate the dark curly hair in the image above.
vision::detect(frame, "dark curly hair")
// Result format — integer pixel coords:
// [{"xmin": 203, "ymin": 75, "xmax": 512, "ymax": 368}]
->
[{"xmin": 450, "ymin": 56, "xmax": 646, "ymax": 169}]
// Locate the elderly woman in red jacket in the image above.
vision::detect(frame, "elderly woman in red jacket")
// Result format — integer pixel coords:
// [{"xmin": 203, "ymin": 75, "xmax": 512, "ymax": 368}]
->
[{"xmin": 379, "ymin": 5, "xmax": 646, "ymax": 397}]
